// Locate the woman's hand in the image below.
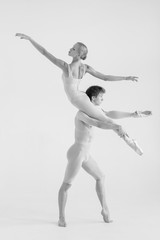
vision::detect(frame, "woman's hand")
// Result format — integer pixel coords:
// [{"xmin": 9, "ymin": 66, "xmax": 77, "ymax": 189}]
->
[
  {"xmin": 15, "ymin": 33, "xmax": 31, "ymax": 41},
  {"xmin": 125, "ymin": 76, "xmax": 138, "ymax": 82}
]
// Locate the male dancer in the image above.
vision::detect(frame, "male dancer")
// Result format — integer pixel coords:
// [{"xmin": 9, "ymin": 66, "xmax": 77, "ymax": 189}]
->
[{"xmin": 58, "ymin": 85, "xmax": 151, "ymax": 227}]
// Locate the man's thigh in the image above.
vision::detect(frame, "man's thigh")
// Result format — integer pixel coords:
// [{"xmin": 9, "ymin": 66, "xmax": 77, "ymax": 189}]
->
[
  {"xmin": 63, "ymin": 154, "xmax": 85, "ymax": 184},
  {"xmin": 82, "ymin": 155, "xmax": 104, "ymax": 180}
]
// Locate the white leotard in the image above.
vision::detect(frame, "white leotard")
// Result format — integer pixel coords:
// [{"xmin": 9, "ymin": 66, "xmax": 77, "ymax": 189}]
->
[{"xmin": 62, "ymin": 64, "xmax": 85, "ymax": 103}]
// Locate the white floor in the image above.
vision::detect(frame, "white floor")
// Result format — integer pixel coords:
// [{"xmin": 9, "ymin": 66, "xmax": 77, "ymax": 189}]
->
[{"xmin": 0, "ymin": 198, "xmax": 159, "ymax": 240}]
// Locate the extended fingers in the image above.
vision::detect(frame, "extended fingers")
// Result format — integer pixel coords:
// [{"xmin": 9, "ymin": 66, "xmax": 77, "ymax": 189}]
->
[
  {"xmin": 132, "ymin": 76, "xmax": 138, "ymax": 82},
  {"xmin": 126, "ymin": 76, "xmax": 138, "ymax": 82},
  {"xmin": 15, "ymin": 33, "xmax": 23, "ymax": 37},
  {"xmin": 15, "ymin": 33, "xmax": 23, "ymax": 39},
  {"xmin": 15, "ymin": 33, "xmax": 26, "ymax": 39},
  {"xmin": 15, "ymin": 33, "xmax": 30, "ymax": 40}
]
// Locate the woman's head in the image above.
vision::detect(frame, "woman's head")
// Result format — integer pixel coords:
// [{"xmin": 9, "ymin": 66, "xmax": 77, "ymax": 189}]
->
[
  {"xmin": 68, "ymin": 42, "xmax": 88, "ymax": 60},
  {"xmin": 86, "ymin": 85, "xmax": 106, "ymax": 105},
  {"xmin": 77, "ymin": 42, "xmax": 88, "ymax": 60}
]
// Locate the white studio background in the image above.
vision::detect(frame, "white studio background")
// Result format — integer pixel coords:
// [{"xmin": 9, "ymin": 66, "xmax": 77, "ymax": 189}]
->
[{"xmin": 0, "ymin": 0, "xmax": 160, "ymax": 239}]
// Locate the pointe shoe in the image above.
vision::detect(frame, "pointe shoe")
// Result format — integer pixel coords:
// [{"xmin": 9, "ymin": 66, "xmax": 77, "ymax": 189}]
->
[
  {"xmin": 133, "ymin": 111, "xmax": 152, "ymax": 118},
  {"xmin": 123, "ymin": 135, "xmax": 143, "ymax": 156}
]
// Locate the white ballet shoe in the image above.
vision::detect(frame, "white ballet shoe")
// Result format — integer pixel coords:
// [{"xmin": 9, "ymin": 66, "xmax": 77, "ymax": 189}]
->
[
  {"xmin": 133, "ymin": 111, "xmax": 151, "ymax": 118},
  {"xmin": 123, "ymin": 135, "xmax": 143, "ymax": 156}
]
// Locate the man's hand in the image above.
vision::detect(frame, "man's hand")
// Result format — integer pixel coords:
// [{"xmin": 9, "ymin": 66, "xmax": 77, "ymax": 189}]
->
[{"xmin": 114, "ymin": 125, "xmax": 128, "ymax": 138}]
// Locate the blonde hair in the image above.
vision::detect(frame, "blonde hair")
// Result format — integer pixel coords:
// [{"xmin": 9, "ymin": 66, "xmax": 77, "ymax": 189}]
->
[{"xmin": 77, "ymin": 42, "xmax": 88, "ymax": 60}]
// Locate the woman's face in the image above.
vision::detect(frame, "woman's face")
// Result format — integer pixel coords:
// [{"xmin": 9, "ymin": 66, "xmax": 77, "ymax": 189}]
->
[{"xmin": 68, "ymin": 43, "xmax": 80, "ymax": 58}]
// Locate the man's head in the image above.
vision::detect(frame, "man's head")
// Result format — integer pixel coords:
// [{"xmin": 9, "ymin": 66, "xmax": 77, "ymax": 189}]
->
[{"xmin": 86, "ymin": 85, "xmax": 106, "ymax": 106}]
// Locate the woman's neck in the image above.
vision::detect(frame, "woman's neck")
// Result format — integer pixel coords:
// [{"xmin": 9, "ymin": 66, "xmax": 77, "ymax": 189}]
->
[{"xmin": 71, "ymin": 57, "xmax": 81, "ymax": 65}]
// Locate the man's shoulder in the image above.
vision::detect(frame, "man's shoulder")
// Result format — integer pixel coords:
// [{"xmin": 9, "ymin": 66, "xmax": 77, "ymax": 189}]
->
[
  {"xmin": 75, "ymin": 111, "xmax": 93, "ymax": 128},
  {"xmin": 75, "ymin": 111, "xmax": 81, "ymax": 122},
  {"xmin": 75, "ymin": 111, "xmax": 87, "ymax": 128},
  {"xmin": 75, "ymin": 110, "xmax": 82, "ymax": 118}
]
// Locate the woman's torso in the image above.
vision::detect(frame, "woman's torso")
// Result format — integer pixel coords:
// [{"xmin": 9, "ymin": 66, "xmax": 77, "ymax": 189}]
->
[{"xmin": 62, "ymin": 63, "xmax": 86, "ymax": 102}]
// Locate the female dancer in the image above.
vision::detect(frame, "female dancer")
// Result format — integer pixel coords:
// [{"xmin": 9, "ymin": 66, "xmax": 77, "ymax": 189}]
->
[
  {"xmin": 16, "ymin": 33, "xmax": 145, "ymax": 151},
  {"xmin": 15, "ymin": 33, "xmax": 137, "ymax": 122}
]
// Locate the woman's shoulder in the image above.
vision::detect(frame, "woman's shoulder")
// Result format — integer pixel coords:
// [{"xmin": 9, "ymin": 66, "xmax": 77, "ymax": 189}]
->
[
  {"xmin": 62, "ymin": 63, "xmax": 70, "ymax": 76},
  {"xmin": 82, "ymin": 63, "xmax": 88, "ymax": 71},
  {"xmin": 79, "ymin": 63, "xmax": 87, "ymax": 77}
]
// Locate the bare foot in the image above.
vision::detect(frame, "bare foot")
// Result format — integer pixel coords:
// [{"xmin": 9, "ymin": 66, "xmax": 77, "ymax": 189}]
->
[
  {"xmin": 101, "ymin": 210, "xmax": 113, "ymax": 223},
  {"xmin": 58, "ymin": 218, "xmax": 67, "ymax": 227}
]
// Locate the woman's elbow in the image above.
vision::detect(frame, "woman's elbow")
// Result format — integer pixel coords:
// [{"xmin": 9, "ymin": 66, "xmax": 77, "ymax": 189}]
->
[{"xmin": 42, "ymin": 48, "xmax": 47, "ymax": 55}]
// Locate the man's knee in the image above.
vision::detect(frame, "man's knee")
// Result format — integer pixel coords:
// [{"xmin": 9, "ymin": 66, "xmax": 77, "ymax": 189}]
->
[
  {"xmin": 96, "ymin": 172, "xmax": 105, "ymax": 182},
  {"xmin": 60, "ymin": 182, "xmax": 72, "ymax": 192}
]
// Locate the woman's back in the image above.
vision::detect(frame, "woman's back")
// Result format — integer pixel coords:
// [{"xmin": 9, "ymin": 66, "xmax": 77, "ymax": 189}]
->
[{"xmin": 62, "ymin": 64, "xmax": 85, "ymax": 102}]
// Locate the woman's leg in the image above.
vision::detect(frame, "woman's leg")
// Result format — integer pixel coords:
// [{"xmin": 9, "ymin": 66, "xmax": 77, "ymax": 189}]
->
[
  {"xmin": 82, "ymin": 155, "xmax": 112, "ymax": 223},
  {"xmin": 74, "ymin": 95, "xmax": 143, "ymax": 155},
  {"xmin": 73, "ymin": 93, "xmax": 114, "ymax": 123}
]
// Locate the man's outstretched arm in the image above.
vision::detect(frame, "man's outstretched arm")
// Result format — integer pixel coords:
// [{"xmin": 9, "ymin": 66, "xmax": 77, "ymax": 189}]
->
[{"xmin": 77, "ymin": 111, "xmax": 127, "ymax": 138}]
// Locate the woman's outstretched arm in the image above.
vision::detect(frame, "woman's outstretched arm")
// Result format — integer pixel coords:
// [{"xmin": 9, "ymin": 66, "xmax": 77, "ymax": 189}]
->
[
  {"xmin": 85, "ymin": 64, "xmax": 138, "ymax": 82},
  {"xmin": 15, "ymin": 33, "xmax": 67, "ymax": 72}
]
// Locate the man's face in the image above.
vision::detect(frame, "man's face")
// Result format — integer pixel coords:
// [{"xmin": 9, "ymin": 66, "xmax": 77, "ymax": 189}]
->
[{"xmin": 92, "ymin": 93, "xmax": 104, "ymax": 106}]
